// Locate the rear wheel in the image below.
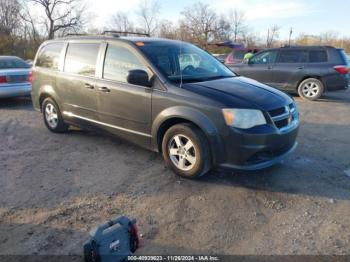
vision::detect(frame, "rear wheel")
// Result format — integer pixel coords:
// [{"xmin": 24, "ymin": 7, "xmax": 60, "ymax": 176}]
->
[
  {"xmin": 162, "ymin": 123, "xmax": 211, "ymax": 179},
  {"xmin": 298, "ymin": 78, "xmax": 324, "ymax": 101},
  {"xmin": 42, "ymin": 98, "xmax": 69, "ymax": 133}
]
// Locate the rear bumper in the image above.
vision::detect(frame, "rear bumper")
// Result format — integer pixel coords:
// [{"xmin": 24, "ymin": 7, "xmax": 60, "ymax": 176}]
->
[
  {"xmin": 325, "ymin": 74, "xmax": 349, "ymax": 91},
  {"xmin": 0, "ymin": 84, "xmax": 32, "ymax": 98},
  {"xmin": 218, "ymin": 124, "xmax": 299, "ymax": 171}
]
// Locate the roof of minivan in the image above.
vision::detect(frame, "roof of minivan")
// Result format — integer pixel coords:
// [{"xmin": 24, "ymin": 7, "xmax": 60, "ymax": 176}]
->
[{"xmin": 49, "ymin": 35, "xmax": 182, "ymax": 44}]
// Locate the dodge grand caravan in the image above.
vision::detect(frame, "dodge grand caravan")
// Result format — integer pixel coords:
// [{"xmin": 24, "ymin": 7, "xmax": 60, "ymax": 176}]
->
[{"xmin": 32, "ymin": 33, "xmax": 299, "ymax": 178}]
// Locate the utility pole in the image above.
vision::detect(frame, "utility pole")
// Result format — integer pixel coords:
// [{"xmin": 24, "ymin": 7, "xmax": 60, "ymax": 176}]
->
[{"xmin": 289, "ymin": 27, "xmax": 293, "ymax": 46}]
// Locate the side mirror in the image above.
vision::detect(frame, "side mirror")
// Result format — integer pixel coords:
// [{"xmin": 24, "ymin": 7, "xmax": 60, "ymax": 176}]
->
[{"xmin": 127, "ymin": 69, "xmax": 151, "ymax": 87}]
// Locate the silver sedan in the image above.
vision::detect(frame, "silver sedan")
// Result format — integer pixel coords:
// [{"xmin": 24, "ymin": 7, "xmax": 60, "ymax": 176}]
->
[{"xmin": 0, "ymin": 56, "xmax": 32, "ymax": 98}]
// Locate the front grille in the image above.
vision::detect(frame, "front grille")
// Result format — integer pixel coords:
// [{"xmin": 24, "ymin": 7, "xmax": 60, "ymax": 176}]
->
[{"xmin": 268, "ymin": 103, "xmax": 298, "ymax": 132}]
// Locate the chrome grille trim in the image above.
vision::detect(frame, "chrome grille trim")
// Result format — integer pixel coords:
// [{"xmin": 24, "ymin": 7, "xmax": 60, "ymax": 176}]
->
[{"xmin": 268, "ymin": 103, "xmax": 298, "ymax": 133}]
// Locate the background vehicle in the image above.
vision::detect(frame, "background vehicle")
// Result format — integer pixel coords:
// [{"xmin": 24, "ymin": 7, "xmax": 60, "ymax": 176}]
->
[
  {"xmin": 228, "ymin": 46, "xmax": 350, "ymax": 101},
  {"xmin": 0, "ymin": 56, "xmax": 32, "ymax": 99},
  {"xmin": 32, "ymin": 34, "xmax": 298, "ymax": 179},
  {"xmin": 225, "ymin": 48, "xmax": 261, "ymax": 65}
]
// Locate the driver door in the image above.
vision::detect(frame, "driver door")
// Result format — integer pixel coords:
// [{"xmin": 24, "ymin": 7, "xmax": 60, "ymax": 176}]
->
[{"xmin": 237, "ymin": 50, "xmax": 278, "ymax": 85}]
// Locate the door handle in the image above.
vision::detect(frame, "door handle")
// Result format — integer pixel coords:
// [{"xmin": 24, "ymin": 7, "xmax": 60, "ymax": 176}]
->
[
  {"xmin": 98, "ymin": 86, "xmax": 111, "ymax": 93},
  {"xmin": 298, "ymin": 66, "xmax": 305, "ymax": 70},
  {"xmin": 85, "ymin": 83, "xmax": 94, "ymax": 89},
  {"xmin": 268, "ymin": 65, "xmax": 273, "ymax": 70}
]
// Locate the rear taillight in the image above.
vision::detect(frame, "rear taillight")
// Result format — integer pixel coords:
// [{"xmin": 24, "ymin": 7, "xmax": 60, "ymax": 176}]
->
[
  {"xmin": 0, "ymin": 76, "xmax": 7, "ymax": 84},
  {"xmin": 225, "ymin": 53, "xmax": 234, "ymax": 64},
  {"xmin": 29, "ymin": 71, "xmax": 33, "ymax": 83},
  {"xmin": 334, "ymin": 66, "xmax": 350, "ymax": 75}
]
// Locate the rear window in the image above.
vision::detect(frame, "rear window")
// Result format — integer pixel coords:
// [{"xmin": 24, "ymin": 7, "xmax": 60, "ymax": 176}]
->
[
  {"xmin": 0, "ymin": 58, "xmax": 30, "ymax": 69},
  {"xmin": 64, "ymin": 43, "xmax": 100, "ymax": 77},
  {"xmin": 277, "ymin": 50, "xmax": 308, "ymax": 63},
  {"xmin": 309, "ymin": 50, "xmax": 328, "ymax": 63},
  {"xmin": 36, "ymin": 43, "xmax": 64, "ymax": 70},
  {"xmin": 339, "ymin": 49, "xmax": 350, "ymax": 65}
]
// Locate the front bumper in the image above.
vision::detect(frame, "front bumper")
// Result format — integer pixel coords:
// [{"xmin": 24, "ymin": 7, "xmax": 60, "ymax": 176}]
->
[
  {"xmin": 0, "ymin": 83, "xmax": 32, "ymax": 98},
  {"xmin": 218, "ymin": 124, "xmax": 299, "ymax": 171}
]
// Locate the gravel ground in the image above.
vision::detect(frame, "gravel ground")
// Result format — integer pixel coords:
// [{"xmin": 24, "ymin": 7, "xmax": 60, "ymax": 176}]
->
[{"xmin": 0, "ymin": 90, "xmax": 350, "ymax": 257}]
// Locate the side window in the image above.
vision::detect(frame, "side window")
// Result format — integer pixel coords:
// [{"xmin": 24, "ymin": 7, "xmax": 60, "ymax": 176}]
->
[
  {"xmin": 309, "ymin": 50, "xmax": 327, "ymax": 63},
  {"xmin": 36, "ymin": 43, "xmax": 64, "ymax": 70},
  {"xmin": 277, "ymin": 50, "xmax": 308, "ymax": 63},
  {"xmin": 64, "ymin": 43, "xmax": 100, "ymax": 77},
  {"xmin": 250, "ymin": 51, "xmax": 277, "ymax": 64},
  {"xmin": 103, "ymin": 44, "xmax": 147, "ymax": 83}
]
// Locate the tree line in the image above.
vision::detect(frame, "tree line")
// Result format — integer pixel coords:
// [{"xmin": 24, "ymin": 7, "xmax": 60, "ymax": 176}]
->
[{"xmin": 1, "ymin": 0, "xmax": 349, "ymax": 59}]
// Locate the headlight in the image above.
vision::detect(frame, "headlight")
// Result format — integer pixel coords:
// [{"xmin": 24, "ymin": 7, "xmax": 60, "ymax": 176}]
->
[{"xmin": 222, "ymin": 108, "xmax": 266, "ymax": 129}]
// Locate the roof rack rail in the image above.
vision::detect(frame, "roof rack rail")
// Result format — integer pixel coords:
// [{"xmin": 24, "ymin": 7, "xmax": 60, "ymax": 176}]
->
[
  {"xmin": 102, "ymin": 31, "xmax": 150, "ymax": 37},
  {"xmin": 65, "ymin": 33, "xmax": 89, "ymax": 37}
]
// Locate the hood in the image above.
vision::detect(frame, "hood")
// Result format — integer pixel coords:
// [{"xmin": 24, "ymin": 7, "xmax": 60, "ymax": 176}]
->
[{"xmin": 182, "ymin": 76, "xmax": 293, "ymax": 111}]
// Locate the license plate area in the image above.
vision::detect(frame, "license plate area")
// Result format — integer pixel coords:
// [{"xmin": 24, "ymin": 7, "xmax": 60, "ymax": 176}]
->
[{"xmin": 6, "ymin": 75, "xmax": 28, "ymax": 83}]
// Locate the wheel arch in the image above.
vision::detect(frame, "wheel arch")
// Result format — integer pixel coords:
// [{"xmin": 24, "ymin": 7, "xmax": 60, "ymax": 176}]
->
[
  {"xmin": 151, "ymin": 106, "xmax": 224, "ymax": 166},
  {"xmin": 297, "ymin": 75, "xmax": 325, "ymax": 91},
  {"xmin": 38, "ymin": 85, "xmax": 61, "ymax": 112}
]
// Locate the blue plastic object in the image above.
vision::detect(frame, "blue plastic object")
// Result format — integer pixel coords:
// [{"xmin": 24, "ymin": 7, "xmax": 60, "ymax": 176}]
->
[{"xmin": 84, "ymin": 216, "xmax": 139, "ymax": 262}]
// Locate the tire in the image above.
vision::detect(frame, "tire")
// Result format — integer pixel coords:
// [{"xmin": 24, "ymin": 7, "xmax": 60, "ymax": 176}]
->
[
  {"xmin": 297, "ymin": 78, "xmax": 324, "ymax": 101},
  {"xmin": 162, "ymin": 123, "xmax": 211, "ymax": 179},
  {"xmin": 42, "ymin": 97, "xmax": 69, "ymax": 133}
]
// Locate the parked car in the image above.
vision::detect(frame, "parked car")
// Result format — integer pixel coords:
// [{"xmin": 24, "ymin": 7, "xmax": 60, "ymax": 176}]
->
[
  {"xmin": 228, "ymin": 46, "xmax": 350, "ymax": 101},
  {"xmin": 0, "ymin": 56, "xmax": 32, "ymax": 98},
  {"xmin": 32, "ymin": 34, "xmax": 299, "ymax": 179},
  {"xmin": 212, "ymin": 54, "xmax": 227, "ymax": 63},
  {"xmin": 225, "ymin": 48, "xmax": 261, "ymax": 65}
]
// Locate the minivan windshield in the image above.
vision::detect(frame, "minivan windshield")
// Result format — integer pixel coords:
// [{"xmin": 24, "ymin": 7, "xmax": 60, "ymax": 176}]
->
[{"xmin": 138, "ymin": 41, "xmax": 235, "ymax": 83}]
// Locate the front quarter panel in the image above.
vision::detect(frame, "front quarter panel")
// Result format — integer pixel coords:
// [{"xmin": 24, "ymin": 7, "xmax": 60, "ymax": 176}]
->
[{"xmin": 151, "ymin": 85, "xmax": 226, "ymax": 165}]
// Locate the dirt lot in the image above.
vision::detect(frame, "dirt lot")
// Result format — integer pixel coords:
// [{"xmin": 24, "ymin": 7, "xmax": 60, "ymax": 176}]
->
[{"xmin": 0, "ymin": 90, "xmax": 350, "ymax": 257}]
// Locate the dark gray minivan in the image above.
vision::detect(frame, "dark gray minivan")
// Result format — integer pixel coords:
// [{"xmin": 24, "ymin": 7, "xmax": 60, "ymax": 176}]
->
[{"xmin": 32, "ymin": 34, "xmax": 299, "ymax": 178}]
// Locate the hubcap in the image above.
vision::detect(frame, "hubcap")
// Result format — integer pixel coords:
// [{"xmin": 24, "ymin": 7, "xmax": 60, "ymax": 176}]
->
[
  {"xmin": 45, "ymin": 103, "xmax": 58, "ymax": 129},
  {"xmin": 168, "ymin": 134, "xmax": 197, "ymax": 171},
  {"xmin": 302, "ymin": 82, "xmax": 320, "ymax": 98}
]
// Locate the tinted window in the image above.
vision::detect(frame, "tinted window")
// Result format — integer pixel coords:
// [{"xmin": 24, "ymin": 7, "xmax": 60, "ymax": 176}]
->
[
  {"xmin": 36, "ymin": 43, "xmax": 64, "ymax": 70},
  {"xmin": 339, "ymin": 50, "xmax": 350, "ymax": 66},
  {"xmin": 103, "ymin": 44, "xmax": 147, "ymax": 83},
  {"xmin": 309, "ymin": 50, "xmax": 327, "ymax": 63},
  {"xmin": 233, "ymin": 50, "xmax": 246, "ymax": 60},
  {"xmin": 277, "ymin": 50, "xmax": 308, "ymax": 63},
  {"xmin": 250, "ymin": 51, "xmax": 277, "ymax": 64},
  {"xmin": 64, "ymin": 43, "xmax": 100, "ymax": 77},
  {"xmin": 0, "ymin": 58, "xmax": 30, "ymax": 69}
]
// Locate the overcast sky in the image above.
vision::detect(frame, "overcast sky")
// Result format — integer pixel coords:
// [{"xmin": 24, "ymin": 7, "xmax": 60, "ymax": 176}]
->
[{"xmin": 87, "ymin": 0, "xmax": 350, "ymax": 39}]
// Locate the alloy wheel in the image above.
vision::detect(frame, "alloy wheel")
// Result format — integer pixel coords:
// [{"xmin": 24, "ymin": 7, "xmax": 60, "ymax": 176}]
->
[
  {"xmin": 168, "ymin": 134, "xmax": 197, "ymax": 171},
  {"xmin": 45, "ymin": 103, "xmax": 58, "ymax": 129}
]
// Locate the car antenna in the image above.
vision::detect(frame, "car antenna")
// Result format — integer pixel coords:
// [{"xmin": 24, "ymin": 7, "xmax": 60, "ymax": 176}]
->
[{"xmin": 179, "ymin": 40, "xmax": 183, "ymax": 88}]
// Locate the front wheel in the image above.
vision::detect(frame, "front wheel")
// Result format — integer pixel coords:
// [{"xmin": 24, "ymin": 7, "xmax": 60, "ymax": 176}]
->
[
  {"xmin": 162, "ymin": 123, "xmax": 211, "ymax": 179},
  {"xmin": 297, "ymin": 78, "xmax": 324, "ymax": 101}
]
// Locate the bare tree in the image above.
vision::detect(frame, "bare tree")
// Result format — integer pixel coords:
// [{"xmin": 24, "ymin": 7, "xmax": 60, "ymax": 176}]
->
[
  {"xmin": 27, "ymin": 0, "xmax": 86, "ymax": 39},
  {"xmin": 111, "ymin": 12, "xmax": 134, "ymax": 33},
  {"xmin": 136, "ymin": 0, "xmax": 160, "ymax": 36},
  {"xmin": 158, "ymin": 20, "xmax": 177, "ymax": 39},
  {"xmin": 228, "ymin": 9, "xmax": 246, "ymax": 42},
  {"xmin": 266, "ymin": 24, "xmax": 280, "ymax": 48},
  {"xmin": 181, "ymin": 2, "xmax": 217, "ymax": 49},
  {"xmin": 214, "ymin": 15, "xmax": 231, "ymax": 41},
  {"xmin": 0, "ymin": 0, "xmax": 22, "ymax": 36}
]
